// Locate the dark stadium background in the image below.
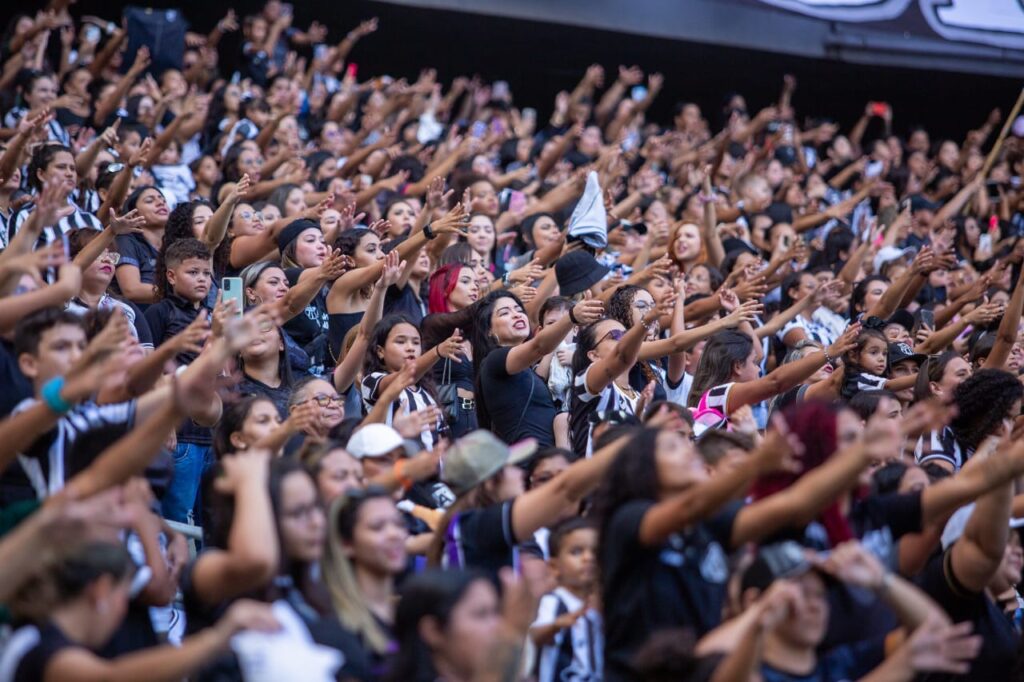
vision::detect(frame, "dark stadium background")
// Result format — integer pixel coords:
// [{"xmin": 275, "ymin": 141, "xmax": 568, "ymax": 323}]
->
[{"xmin": 68, "ymin": 0, "xmax": 1024, "ymax": 141}]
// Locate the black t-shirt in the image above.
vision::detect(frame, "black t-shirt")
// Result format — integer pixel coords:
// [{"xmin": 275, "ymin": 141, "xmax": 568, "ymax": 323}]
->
[
  {"xmin": 113, "ymin": 232, "xmax": 160, "ymax": 291},
  {"xmin": 283, "ymin": 268, "xmax": 329, "ymax": 373},
  {"xmin": 0, "ymin": 337, "xmax": 32, "ymax": 419},
  {"xmin": 0, "ymin": 621, "xmax": 75, "ymax": 682},
  {"xmin": 914, "ymin": 549, "xmax": 1020, "ymax": 682},
  {"xmin": 144, "ymin": 293, "xmax": 209, "ymax": 364},
  {"xmin": 601, "ymin": 499, "xmax": 739, "ymax": 682},
  {"xmin": 760, "ymin": 635, "xmax": 884, "ymax": 682},
  {"xmin": 236, "ymin": 374, "xmax": 293, "ymax": 419},
  {"xmin": 383, "ymin": 283, "xmax": 425, "ymax": 326},
  {"xmin": 442, "ymin": 500, "xmax": 518, "ymax": 577},
  {"xmin": 478, "ymin": 347, "xmax": 556, "ymax": 446}
]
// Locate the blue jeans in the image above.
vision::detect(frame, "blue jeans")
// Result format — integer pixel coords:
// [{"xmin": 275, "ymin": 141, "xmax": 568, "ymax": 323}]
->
[{"xmin": 162, "ymin": 442, "xmax": 212, "ymax": 524}]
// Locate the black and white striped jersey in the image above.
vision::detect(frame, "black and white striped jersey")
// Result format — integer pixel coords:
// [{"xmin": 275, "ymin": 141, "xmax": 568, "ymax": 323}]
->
[{"xmin": 5, "ymin": 198, "xmax": 102, "ymax": 251}]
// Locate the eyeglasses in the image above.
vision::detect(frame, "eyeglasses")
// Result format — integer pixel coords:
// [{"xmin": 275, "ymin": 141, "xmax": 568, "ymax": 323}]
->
[
  {"xmin": 308, "ymin": 393, "xmax": 344, "ymax": 407},
  {"xmin": 598, "ymin": 328, "xmax": 625, "ymax": 344},
  {"xmin": 99, "ymin": 251, "xmax": 120, "ymax": 265}
]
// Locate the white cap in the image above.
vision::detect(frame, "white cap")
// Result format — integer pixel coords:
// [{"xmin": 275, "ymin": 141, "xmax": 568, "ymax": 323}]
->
[
  {"xmin": 873, "ymin": 246, "xmax": 915, "ymax": 275},
  {"xmin": 346, "ymin": 423, "xmax": 405, "ymax": 459},
  {"xmin": 941, "ymin": 502, "xmax": 1024, "ymax": 550}
]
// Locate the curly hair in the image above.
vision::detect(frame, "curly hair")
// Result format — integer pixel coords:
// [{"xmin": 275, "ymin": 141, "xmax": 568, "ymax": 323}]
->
[
  {"xmin": 156, "ymin": 200, "xmax": 229, "ymax": 298},
  {"xmin": 952, "ymin": 368, "xmax": 1024, "ymax": 451}
]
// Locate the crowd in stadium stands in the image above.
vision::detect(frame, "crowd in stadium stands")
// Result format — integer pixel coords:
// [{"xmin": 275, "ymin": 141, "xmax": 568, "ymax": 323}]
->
[{"xmin": 2, "ymin": 1, "xmax": 1024, "ymax": 680}]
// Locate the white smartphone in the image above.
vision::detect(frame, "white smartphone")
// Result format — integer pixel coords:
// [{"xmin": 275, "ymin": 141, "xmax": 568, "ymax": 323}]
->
[{"xmin": 222, "ymin": 277, "xmax": 244, "ymax": 318}]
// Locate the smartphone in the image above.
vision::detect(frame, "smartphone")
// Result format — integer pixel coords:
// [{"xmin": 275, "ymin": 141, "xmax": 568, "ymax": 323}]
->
[
  {"xmin": 508, "ymin": 190, "xmax": 526, "ymax": 214},
  {"xmin": 314, "ymin": 44, "xmax": 329, "ymax": 61},
  {"xmin": 919, "ymin": 308, "xmax": 935, "ymax": 330},
  {"xmin": 989, "ymin": 215, "xmax": 1000, "ymax": 233},
  {"xmin": 521, "ymin": 107, "xmax": 537, "ymax": 124},
  {"xmin": 470, "ymin": 121, "xmax": 487, "ymax": 138},
  {"xmin": 84, "ymin": 25, "xmax": 101, "ymax": 43},
  {"xmin": 781, "ymin": 234, "xmax": 791, "ymax": 250},
  {"xmin": 221, "ymin": 277, "xmax": 245, "ymax": 318},
  {"xmin": 869, "ymin": 101, "xmax": 890, "ymax": 117},
  {"xmin": 346, "ymin": 63, "xmax": 358, "ymax": 79},
  {"xmin": 631, "ymin": 85, "xmax": 648, "ymax": 102},
  {"xmin": 979, "ymin": 233, "xmax": 993, "ymax": 253},
  {"xmin": 865, "ymin": 160, "xmax": 884, "ymax": 179},
  {"xmin": 492, "ymin": 80, "xmax": 510, "ymax": 100},
  {"xmin": 280, "ymin": 2, "xmax": 293, "ymax": 16}
]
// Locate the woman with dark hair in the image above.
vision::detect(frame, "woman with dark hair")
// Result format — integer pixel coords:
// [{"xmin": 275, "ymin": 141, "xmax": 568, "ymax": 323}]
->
[
  {"xmin": 327, "ymin": 205, "xmax": 467, "ymax": 361},
  {"xmin": 7, "ymin": 143, "xmax": 102, "ymax": 252},
  {"xmin": 917, "ymin": 368, "xmax": 1024, "ymax": 472},
  {"xmin": 687, "ymin": 326, "xmax": 857, "ymax": 418},
  {"xmin": 590, "ymin": 420, "xmax": 881, "ymax": 680},
  {"xmin": 113, "ymin": 185, "xmax": 170, "ymax": 304},
  {"xmin": 212, "ymin": 395, "xmax": 283, "ymax": 458},
  {"xmin": 185, "ymin": 453, "xmax": 373, "ymax": 681},
  {"xmin": 0, "ymin": 541, "xmax": 280, "ymax": 682},
  {"xmin": 65, "ymin": 227, "xmax": 154, "ymax": 349},
  {"xmin": 236, "ymin": 320, "xmax": 296, "ymax": 418},
  {"xmin": 385, "ymin": 569, "xmax": 503, "ymax": 682},
  {"xmin": 361, "ymin": 313, "xmax": 462, "ymax": 449},
  {"xmin": 568, "ymin": 300, "xmax": 667, "ymax": 458},
  {"xmin": 472, "ymin": 289, "xmax": 603, "ymax": 445},
  {"xmin": 913, "ymin": 349, "xmax": 972, "ymax": 403}
]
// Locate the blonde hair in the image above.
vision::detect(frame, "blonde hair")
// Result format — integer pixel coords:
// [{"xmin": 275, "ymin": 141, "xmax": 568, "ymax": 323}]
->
[{"xmin": 321, "ymin": 493, "xmax": 391, "ymax": 654}]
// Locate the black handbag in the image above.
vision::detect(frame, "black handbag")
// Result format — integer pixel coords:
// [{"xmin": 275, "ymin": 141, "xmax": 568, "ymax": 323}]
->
[{"xmin": 437, "ymin": 356, "xmax": 477, "ymax": 437}]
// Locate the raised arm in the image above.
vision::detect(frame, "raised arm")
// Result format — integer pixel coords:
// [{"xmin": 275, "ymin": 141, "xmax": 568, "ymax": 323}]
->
[
  {"xmin": 504, "ymin": 297, "xmax": 604, "ymax": 375},
  {"xmin": 983, "ymin": 264, "xmax": 1024, "ymax": 370},
  {"xmin": 638, "ymin": 427, "xmax": 796, "ymax": 546},
  {"xmin": 583, "ymin": 299, "xmax": 664, "ymax": 395},
  {"xmin": 510, "ymin": 436, "xmax": 629, "ymax": 542},
  {"xmin": 726, "ymin": 325, "xmax": 858, "ymax": 415}
]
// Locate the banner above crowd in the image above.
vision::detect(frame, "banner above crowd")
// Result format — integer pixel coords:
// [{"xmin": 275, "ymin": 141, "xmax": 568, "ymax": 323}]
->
[
  {"xmin": 379, "ymin": 0, "xmax": 1024, "ymax": 76},
  {"xmin": 748, "ymin": 0, "xmax": 1024, "ymax": 51}
]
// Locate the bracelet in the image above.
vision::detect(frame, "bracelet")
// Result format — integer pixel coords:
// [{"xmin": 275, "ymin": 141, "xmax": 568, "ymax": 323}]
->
[
  {"xmin": 568, "ymin": 307, "xmax": 580, "ymax": 325},
  {"xmin": 823, "ymin": 348, "xmax": 835, "ymax": 366},
  {"xmin": 435, "ymin": 345, "xmax": 442, "ymax": 358},
  {"xmin": 41, "ymin": 377, "xmax": 72, "ymax": 415},
  {"xmin": 394, "ymin": 459, "xmax": 414, "ymax": 491},
  {"xmin": 423, "ymin": 223, "xmax": 436, "ymax": 240}
]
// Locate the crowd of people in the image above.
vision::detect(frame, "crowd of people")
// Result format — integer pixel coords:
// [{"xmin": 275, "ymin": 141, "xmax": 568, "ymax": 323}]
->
[{"xmin": 2, "ymin": 1, "xmax": 1024, "ymax": 680}]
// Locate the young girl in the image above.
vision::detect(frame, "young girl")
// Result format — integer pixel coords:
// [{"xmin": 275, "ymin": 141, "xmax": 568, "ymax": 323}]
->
[
  {"xmin": 465, "ymin": 213, "xmax": 497, "ymax": 274},
  {"xmin": 839, "ymin": 326, "xmax": 920, "ymax": 401},
  {"xmin": 361, "ymin": 314, "xmax": 462, "ymax": 449}
]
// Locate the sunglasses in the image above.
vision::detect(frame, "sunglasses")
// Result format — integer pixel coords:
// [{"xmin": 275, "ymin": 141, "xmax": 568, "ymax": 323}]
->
[
  {"xmin": 99, "ymin": 251, "xmax": 120, "ymax": 265},
  {"xmin": 598, "ymin": 329, "xmax": 625, "ymax": 344},
  {"xmin": 101, "ymin": 162, "xmax": 125, "ymax": 177}
]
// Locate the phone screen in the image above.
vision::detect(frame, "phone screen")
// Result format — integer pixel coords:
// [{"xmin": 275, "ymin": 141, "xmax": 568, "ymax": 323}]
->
[
  {"xmin": 920, "ymin": 309, "xmax": 934, "ymax": 329},
  {"xmin": 222, "ymin": 277, "xmax": 245, "ymax": 318}
]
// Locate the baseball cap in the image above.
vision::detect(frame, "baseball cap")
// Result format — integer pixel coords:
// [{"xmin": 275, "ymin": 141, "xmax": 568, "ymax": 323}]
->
[
  {"xmin": 942, "ymin": 503, "xmax": 1024, "ymax": 550},
  {"xmin": 740, "ymin": 541, "xmax": 815, "ymax": 593},
  {"xmin": 873, "ymin": 246, "xmax": 915, "ymax": 275},
  {"xmin": 440, "ymin": 430, "xmax": 538, "ymax": 496},
  {"xmin": 346, "ymin": 424, "xmax": 406, "ymax": 459},
  {"xmin": 888, "ymin": 341, "xmax": 926, "ymax": 367}
]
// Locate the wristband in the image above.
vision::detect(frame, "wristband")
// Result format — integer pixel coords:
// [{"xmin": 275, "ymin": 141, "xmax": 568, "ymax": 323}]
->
[
  {"xmin": 568, "ymin": 307, "xmax": 580, "ymax": 325},
  {"xmin": 41, "ymin": 377, "xmax": 72, "ymax": 414},
  {"xmin": 394, "ymin": 459, "xmax": 414, "ymax": 492},
  {"xmin": 423, "ymin": 223, "xmax": 436, "ymax": 240}
]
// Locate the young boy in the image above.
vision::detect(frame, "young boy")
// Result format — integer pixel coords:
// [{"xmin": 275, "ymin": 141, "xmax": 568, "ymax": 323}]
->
[
  {"xmin": 530, "ymin": 517, "xmax": 603, "ymax": 682},
  {"xmin": 144, "ymin": 238, "xmax": 212, "ymax": 363}
]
